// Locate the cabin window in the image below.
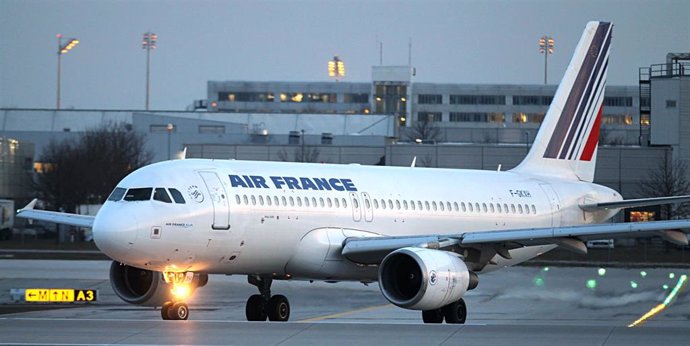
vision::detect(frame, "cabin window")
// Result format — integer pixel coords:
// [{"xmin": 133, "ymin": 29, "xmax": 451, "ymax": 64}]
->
[
  {"xmin": 511, "ymin": 204, "xmax": 516, "ymax": 214},
  {"xmin": 251, "ymin": 195, "xmax": 257, "ymax": 205},
  {"xmin": 258, "ymin": 195, "xmax": 264, "ymax": 206},
  {"xmin": 352, "ymin": 198, "xmax": 358, "ymax": 209},
  {"xmin": 518, "ymin": 204, "xmax": 524, "ymax": 214},
  {"xmin": 334, "ymin": 198, "xmax": 340, "ymax": 208},
  {"xmin": 266, "ymin": 195, "xmax": 272, "ymax": 206},
  {"xmin": 274, "ymin": 196, "xmax": 280, "ymax": 206},
  {"xmin": 425, "ymin": 201, "xmax": 430, "ymax": 211},
  {"xmin": 388, "ymin": 200, "xmax": 394, "ymax": 209},
  {"xmin": 439, "ymin": 202, "xmax": 444, "ymax": 211},
  {"xmin": 374, "ymin": 199, "xmax": 379, "ymax": 209},
  {"xmin": 461, "ymin": 202, "xmax": 466, "ymax": 212},
  {"xmin": 504, "ymin": 203, "xmax": 509, "ymax": 214},
  {"xmin": 496, "ymin": 203, "xmax": 502, "ymax": 213},
  {"xmin": 467, "ymin": 203, "xmax": 473, "ymax": 212},
  {"xmin": 327, "ymin": 198, "xmax": 333, "ymax": 208},
  {"xmin": 395, "ymin": 200, "xmax": 401, "ymax": 210},
  {"xmin": 235, "ymin": 195, "xmax": 241, "ymax": 204},
  {"xmin": 297, "ymin": 197, "xmax": 302, "ymax": 207},
  {"xmin": 153, "ymin": 188, "xmax": 172, "ymax": 203},
  {"xmin": 107, "ymin": 187, "xmax": 126, "ymax": 201},
  {"xmin": 124, "ymin": 188, "xmax": 153, "ymax": 201},
  {"xmin": 168, "ymin": 188, "xmax": 186, "ymax": 204},
  {"xmin": 342, "ymin": 198, "xmax": 347, "ymax": 208},
  {"xmin": 410, "ymin": 200, "xmax": 416, "ymax": 211},
  {"xmin": 243, "ymin": 195, "xmax": 249, "ymax": 205},
  {"xmin": 282, "ymin": 196, "xmax": 287, "ymax": 206},
  {"xmin": 289, "ymin": 196, "xmax": 295, "ymax": 207},
  {"xmin": 524, "ymin": 204, "xmax": 529, "ymax": 214},
  {"xmin": 365, "ymin": 199, "xmax": 371, "ymax": 209},
  {"xmin": 490, "ymin": 203, "xmax": 495, "ymax": 213},
  {"xmin": 432, "ymin": 201, "xmax": 437, "ymax": 211},
  {"xmin": 381, "ymin": 199, "xmax": 386, "ymax": 210},
  {"xmin": 482, "ymin": 203, "xmax": 487, "ymax": 213},
  {"xmin": 312, "ymin": 197, "xmax": 317, "ymax": 206},
  {"xmin": 320, "ymin": 197, "xmax": 325, "ymax": 207},
  {"xmin": 304, "ymin": 197, "xmax": 309, "ymax": 207},
  {"xmin": 475, "ymin": 203, "xmax": 480, "ymax": 212},
  {"xmin": 531, "ymin": 205, "xmax": 537, "ymax": 214}
]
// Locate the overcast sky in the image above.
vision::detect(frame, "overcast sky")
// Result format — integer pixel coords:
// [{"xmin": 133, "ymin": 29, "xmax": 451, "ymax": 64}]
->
[{"xmin": 1, "ymin": 0, "xmax": 688, "ymax": 110}]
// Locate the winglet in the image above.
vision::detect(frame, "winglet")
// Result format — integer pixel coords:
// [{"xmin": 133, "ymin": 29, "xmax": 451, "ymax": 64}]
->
[{"xmin": 19, "ymin": 198, "xmax": 38, "ymax": 212}]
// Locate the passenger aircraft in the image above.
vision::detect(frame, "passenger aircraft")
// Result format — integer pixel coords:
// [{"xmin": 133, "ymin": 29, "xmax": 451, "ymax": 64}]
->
[{"xmin": 18, "ymin": 21, "xmax": 690, "ymax": 322}]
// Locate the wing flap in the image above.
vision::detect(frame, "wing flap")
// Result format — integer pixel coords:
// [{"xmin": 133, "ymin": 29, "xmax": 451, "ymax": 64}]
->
[{"xmin": 16, "ymin": 199, "xmax": 95, "ymax": 228}]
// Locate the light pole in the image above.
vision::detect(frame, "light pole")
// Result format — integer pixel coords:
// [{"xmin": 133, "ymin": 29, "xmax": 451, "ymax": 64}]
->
[
  {"xmin": 142, "ymin": 32, "xmax": 157, "ymax": 110},
  {"xmin": 166, "ymin": 123, "xmax": 174, "ymax": 160},
  {"xmin": 539, "ymin": 36, "xmax": 554, "ymax": 85},
  {"xmin": 56, "ymin": 34, "xmax": 79, "ymax": 110}
]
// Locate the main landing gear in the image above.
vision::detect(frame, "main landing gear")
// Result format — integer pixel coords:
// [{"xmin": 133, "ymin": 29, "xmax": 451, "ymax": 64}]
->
[
  {"xmin": 245, "ymin": 275, "xmax": 290, "ymax": 322},
  {"xmin": 421, "ymin": 298, "xmax": 467, "ymax": 324}
]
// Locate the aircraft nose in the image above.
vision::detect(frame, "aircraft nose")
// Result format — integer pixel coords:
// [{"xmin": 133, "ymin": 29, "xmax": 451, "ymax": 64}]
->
[{"xmin": 93, "ymin": 210, "xmax": 139, "ymax": 261}]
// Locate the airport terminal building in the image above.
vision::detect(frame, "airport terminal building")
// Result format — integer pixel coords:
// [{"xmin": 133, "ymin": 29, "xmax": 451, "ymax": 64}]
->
[{"xmin": 1, "ymin": 56, "xmax": 688, "ymax": 219}]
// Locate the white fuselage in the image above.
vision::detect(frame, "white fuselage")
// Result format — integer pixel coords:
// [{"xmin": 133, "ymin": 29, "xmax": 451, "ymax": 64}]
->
[{"xmin": 93, "ymin": 159, "xmax": 621, "ymax": 281}]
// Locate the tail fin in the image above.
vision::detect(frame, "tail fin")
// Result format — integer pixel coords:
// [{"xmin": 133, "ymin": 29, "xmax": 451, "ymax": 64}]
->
[{"xmin": 512, "ymin": 21, "xmax": 612, "ymax": 182}]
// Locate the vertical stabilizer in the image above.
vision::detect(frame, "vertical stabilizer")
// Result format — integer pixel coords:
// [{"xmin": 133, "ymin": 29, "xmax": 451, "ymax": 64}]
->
[{"xmin": 512, "ymin": 22, "xmax": 612, "ymax": 182}]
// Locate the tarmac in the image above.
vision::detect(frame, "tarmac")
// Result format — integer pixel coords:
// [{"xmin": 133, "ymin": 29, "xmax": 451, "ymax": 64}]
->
[{"xmin": 1, "ymin": 259, "xmax": 690, "ymax": 345}]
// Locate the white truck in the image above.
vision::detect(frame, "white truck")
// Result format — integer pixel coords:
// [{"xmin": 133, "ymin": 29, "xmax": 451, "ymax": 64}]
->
[{"xmin": 0, "ymin": 199, "xmax": 15, "ymax": 241}]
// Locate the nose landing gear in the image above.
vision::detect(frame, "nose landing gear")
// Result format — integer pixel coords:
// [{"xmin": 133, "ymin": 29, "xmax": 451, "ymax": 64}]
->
[
  {"xmin": 245, "ymin": 275, "xmax": 291, "ymax": 322},
  {"xmin": 161, "ymin": 272, "xmax": 195, "ymax": 321}
]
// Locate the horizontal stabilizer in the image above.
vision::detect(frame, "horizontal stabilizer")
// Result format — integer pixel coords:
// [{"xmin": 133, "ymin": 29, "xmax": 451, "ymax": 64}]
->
[{"xmin": 580, "ymin": 195, "xmax": 690, "ymax": 211}]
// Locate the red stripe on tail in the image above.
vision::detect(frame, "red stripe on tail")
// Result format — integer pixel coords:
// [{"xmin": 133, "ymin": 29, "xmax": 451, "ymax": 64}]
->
[{"xmin": 579, "ymin": 106, "xmax": 603, "ymax": 161}]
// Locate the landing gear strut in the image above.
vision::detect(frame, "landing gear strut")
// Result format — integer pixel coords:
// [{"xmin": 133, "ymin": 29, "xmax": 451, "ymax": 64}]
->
[
  {"xmin": 245, "ymin": 275, "xmax": 290, "ymax": 322},
  {"xmin": 161, "ymin": 272, "xmax": 194, "ymax": 321},
  {"xmin": 422, "ymin": 298, "xmax": 466, "ymax": 324}
]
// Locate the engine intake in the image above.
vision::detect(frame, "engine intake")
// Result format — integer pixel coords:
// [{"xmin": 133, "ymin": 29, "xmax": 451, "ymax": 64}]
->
[{"xmin": 378, "ymin": 247, "xmax": 475, "ymax": 311}]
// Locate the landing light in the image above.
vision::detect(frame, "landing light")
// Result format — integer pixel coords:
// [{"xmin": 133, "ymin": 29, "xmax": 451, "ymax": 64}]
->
[{"xmin": 171, "ymin": 284, "xmax": 192, "ymax": 300}]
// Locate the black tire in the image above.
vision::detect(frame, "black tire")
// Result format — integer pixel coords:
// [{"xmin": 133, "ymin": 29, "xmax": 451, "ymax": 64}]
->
[
  {"xmin": 422, "ymin": 308, "xmax": 444, "ymax": 323},
  {"xmin": 266, "ymin": 295, "xmax": 290, "ymax": 322},
  {"xmin": 167, "ymin": 302, "xmax": 189, "ymax": 320},
  {"xmin": 161, "ymin": 301, "xmax": 173, "ymax": 320},
  {"xmin": 245, "ymin": 294, "xmax": 267, "ymax": 321},
  {"xmin": 443, "ymin": 299, "xmax": 467, "ymax": 324}
]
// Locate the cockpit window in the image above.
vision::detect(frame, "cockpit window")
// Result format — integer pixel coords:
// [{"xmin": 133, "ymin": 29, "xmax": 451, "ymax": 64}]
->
[
  {"xmin": 107, "ymin": 187, "xmax": 126, "ymax": 201},
  {"xmin": 169, "ymin": 188, "xmax": 186, "ymax": 204},
  {"xmin": 153, "ymin": 188, "xmax": 172, "ymax": 203},
  {"xmin": 124, "ymin": 188, "xmax": 153, "ymax": 201}
]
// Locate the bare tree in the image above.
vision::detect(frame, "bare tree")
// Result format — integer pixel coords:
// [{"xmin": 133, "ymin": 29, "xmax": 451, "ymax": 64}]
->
[
  {"xmin": 36, "ymin": 123, "xmax": 152, "ymax": 212},
  {"xmin": 639, "ymin": 158, "xmax": 690, "ymax": 219},
  {"xmin": 405, "ymin": 118, "xmax": 441, "ymax": 143},
  {"xmin": 277, "ymin": 145, "xmax": 321, "ymax": 163}
]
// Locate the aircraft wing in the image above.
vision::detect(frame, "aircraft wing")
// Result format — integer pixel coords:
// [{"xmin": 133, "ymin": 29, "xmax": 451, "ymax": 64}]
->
[
  {"xmin": 16, "ymin": 199, "xmax": 95, "ymax": 228},
  {"xmin": 342, "ymin": 219, "xmax": 690, "ymax": 265},
  {"xmin": 579, "ymin": 195, "xmax": 690, "ymax": 211}
]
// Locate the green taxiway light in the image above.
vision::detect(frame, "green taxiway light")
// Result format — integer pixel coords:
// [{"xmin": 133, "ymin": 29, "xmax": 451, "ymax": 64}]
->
[
  {"xmin": 542, "ymin": 267, "xmax": 550, "ymax": 272},
  {"xmin": 533, "ymin": 276, "xmax": 545, "ymax": 287},
  {"xmin": 663, "ymin": 284, "xmax": 669, "ymax": 290},
  {"xmin": 586, "ymin": 279, "xmax": 597, "ymax": 289},
  {"xmin": 669, "ymin": 273, "xmax": 676, "ymax": 279},
  {"xmin": 630, "ymin": 281, "xmax": 638, "ymax": 289},
  {"xmin": 640, "ymin": 271, "xmax": 647, "ymax": 278}
]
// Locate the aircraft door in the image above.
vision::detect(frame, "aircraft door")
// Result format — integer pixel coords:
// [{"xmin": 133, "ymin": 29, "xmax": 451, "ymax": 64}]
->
[
  {"xmin": 349, "ymin": 192, "xmax": 362, "ymax": 222},
  {"xmin": 361, "ymin": 192, "xmax": 373, "ymax": 222},
  {"xmin": 199, "ymin": 171, "xmax": 230, "ymax": 230},
  {"xmin": 539, "ymin": 184, "xmax": 561, "ymax": 227}
]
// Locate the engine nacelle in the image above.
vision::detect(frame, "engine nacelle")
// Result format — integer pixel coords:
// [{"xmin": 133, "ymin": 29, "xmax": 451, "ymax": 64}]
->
[
  {"xmin": 378, "ymin": 247, "xmax": 475, "ymax": 311},
  {"xmin": 109, "ymin": 262, "xmax": 209, "ymax": 307}
]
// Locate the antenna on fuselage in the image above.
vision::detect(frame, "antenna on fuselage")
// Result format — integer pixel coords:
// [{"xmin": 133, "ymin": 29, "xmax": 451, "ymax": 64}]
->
[
  {"xmin": 497, "ymin": 164, "xmax": 502, "ymax": 171},
  {"xmin": 411, "ymin": 156, "xmax": 417, "ymax": 167},
  {"xmin": 179, "ymin": 147, "xmax": 187, "ymax": 160}
]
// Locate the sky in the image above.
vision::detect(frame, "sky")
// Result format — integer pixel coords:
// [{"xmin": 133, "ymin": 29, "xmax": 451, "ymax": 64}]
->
[{"xmin": 1, "ymin": 0, "xmax": 688, "ymax": 110}]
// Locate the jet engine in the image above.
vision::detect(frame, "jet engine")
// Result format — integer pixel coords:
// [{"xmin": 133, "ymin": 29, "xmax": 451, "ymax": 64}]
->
[
  {"xmin": 109, "ymin": 261, "xmax": 208, "ymax": 306},
  {"xmin": 378, "ymin": 247, "xmax": 477, "ymax": 311}
]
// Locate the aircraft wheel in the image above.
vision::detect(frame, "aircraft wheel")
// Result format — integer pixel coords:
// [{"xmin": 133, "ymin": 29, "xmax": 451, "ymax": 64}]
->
[
  {"xmin": 245, "ymin": 294, "xmax": 268, "ymax": 321},
  {"xmin": 422, "ymin": 308, "xmax": 444, "ymax": 323},
  {"xmin": 161, "ymin": 301, "xmax": 173, "ymax": 320},
  {"xmin": 443, "ymin": 298, "xmax": 467, "ymax": 324},
  {"xmin": 167, "ymin": 302, "xmax": 189, "ymax": 320},
  {"xmin": 266, "ymin": 295, "xmax": 290, "ymax": 322}
]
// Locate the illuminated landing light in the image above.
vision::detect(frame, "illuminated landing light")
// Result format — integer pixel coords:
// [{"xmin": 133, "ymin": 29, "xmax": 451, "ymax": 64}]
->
[
  {"xmin": 171, "ymin": 284, "xmax": 192, "ymax": 300},
  {"xmin": 598, "ymin": 268, "xmax": 606, "ymax": 276},
  {"xmin": 628, "ymin": 274, "xmax": 688, "ymax": 327},
  {"xmin": 586, "ymin": 279, "xmax": 597, "ymax": 289}
]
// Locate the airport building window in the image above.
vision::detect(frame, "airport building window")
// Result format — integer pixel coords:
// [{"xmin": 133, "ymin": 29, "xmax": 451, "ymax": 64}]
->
[
  {"xmin": 199, "ymin": 125, "xmax": 225, "ymax": 134},
  {"xmin": 512, "ymin": 95, "xmax": 552, "ymax": 106},
  {"xmin": 450, "ymin": 95, "xmax": 506, "ymax": 105},
  {"xmin": 168, "ymin": 189, "xmax": 186, "ymax": 204},
  {"xmin": 603, "ymin": 96, "xmax": 633, "ymax": 107},
  {"xmin": 153, "ymin": 188, "xmax": 172, "ymax": 203},
  {"xmin": 108, "ymin": 187, "xmax": 126, "ymax": 201},
  {"xmin": 219, "ymin": 92, "xmax": 275, "ymax": 103},
  {"xmin": 418, "ymin": 112, "xmax": 442, "ymax": 122},
  {"xmin": 344, "ymin": 93, "xmax": 369, "ymax": 103},
  {"xmin": 602, "ymin": 114, "xmax": 633, "ymax": 125},
  {"xmin": 124, "ymin": 188, "xmax": 152, "ymax": 201},
  {"xmin": 418, "ymin": 94, "xmax": 442, "ymax": 104},
  {"xmin": 150, "ymin": 125, "xmax": 172, "ymax": 133},
  {"xmin": 449, "ymin": 112, "xmax": 505, "ymax": 123},
  {"xmin": 513, "ymin": 112, "xmax": 545, "ymax": 123}
]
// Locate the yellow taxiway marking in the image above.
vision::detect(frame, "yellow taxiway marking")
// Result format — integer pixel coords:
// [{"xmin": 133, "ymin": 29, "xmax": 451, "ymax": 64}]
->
[{"xmin": 299, "ymin": 304, "xmax": 392, "ymax": 322}]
